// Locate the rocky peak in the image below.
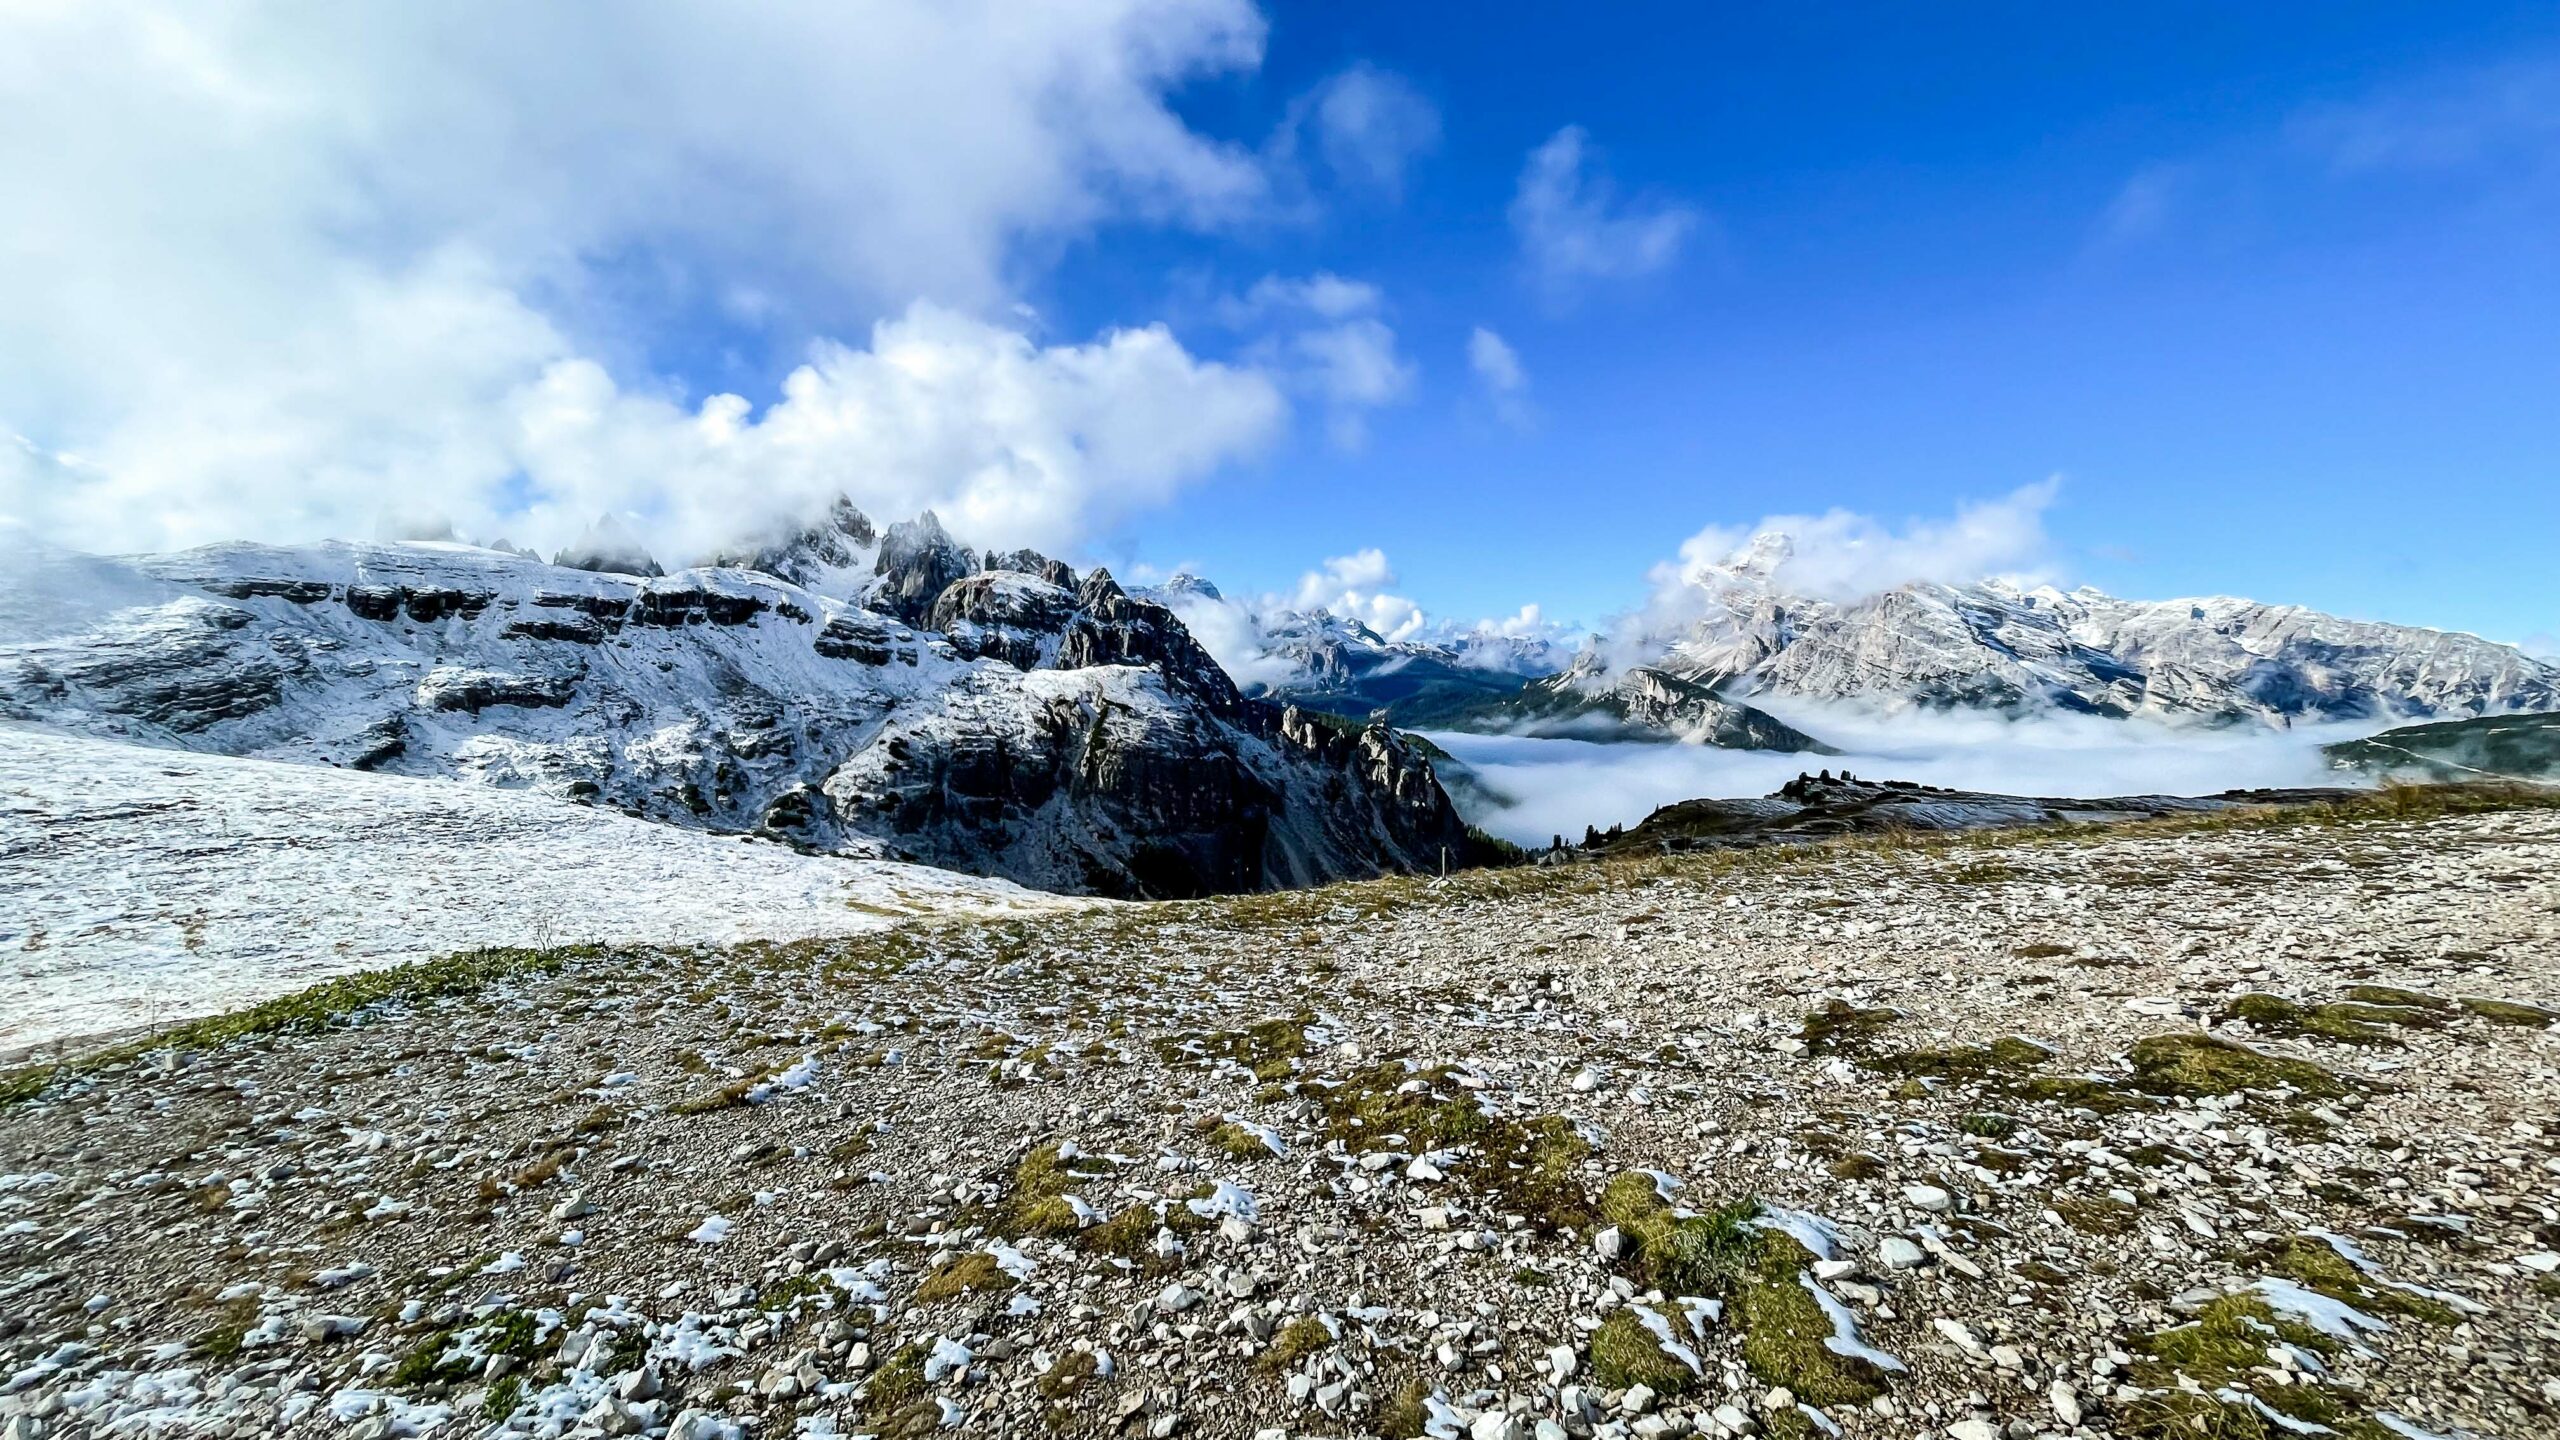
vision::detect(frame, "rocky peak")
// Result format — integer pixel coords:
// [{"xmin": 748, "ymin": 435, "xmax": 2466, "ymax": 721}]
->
[
  {"xmin": 552, "ymin": 514, "xmax": 663, "ymax": 578},
  {"xmin": 1075, "ymin": 567, "xmax": 1129, "ymax": 613},
  {"xmin": 709, "ymin": 494, "xmax": 877, "ymax": 588},
  {"xmin": 871, "ymin": 511, "xmax": 977, "ymax": 626}
]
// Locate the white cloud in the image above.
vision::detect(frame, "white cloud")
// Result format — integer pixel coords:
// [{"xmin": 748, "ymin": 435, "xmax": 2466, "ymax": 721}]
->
[
  {"xmin": 1289, "ymin": 548, "xmax": 1427, "ymax": 641},
  {"xmin": 1285, "ymin": 62, "xmax": 1440, "ymax": 197},
  {"xmin": 1603, "ymin": 480, "xmax": 2063, "ymax": 669},
  {"xmin": 1508, "ymin": 126, "xmax": 1698, "ymax": 290},
  {"xmin": 1154, "ymin": 546, "xmax": 1579, "ymax": 692},
  {"xmin": 1226, "ymin": 274, "xmax": 1413, "ymax": 450},
  {"xmin": 1466, "ymin": 325, "xmax": 1532, "ymax": 429},
  {"xmin": 0, "ymin": 0, "xmax": 1286, "ymax": 559},
  {"xmin": 1657, "ymin": 478, "xmax": 2061, "ymax": 605},
  {"xmin": 1425, "ymin": 707, "xmax": 2368, "ymax": 848}
]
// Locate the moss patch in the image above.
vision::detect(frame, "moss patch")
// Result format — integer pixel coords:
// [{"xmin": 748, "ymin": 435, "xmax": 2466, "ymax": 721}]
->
[
  {"xmin": 1036, "ymin": 1349, "xmax": 1097, "ymax": 1399},
  {"xmin": 866, "ymin": 1342, "xmax": 929, "ymax": 1406},
  {"xmin": 2055, "ymin": 1194, "xmax": 2139, "ymax": 1235},
  {"xmin": 1731, "ymin": 1232, "xmax": 1889, "ymax": 1407},
  {"xmin": 2126, "ymin": 1032, "xmax": 2349, "ymax": 1100},
  {"xmin": 1589, "ymin": 1309, "xmax": 1698, "ymax": 1396},
  {"xmin": 1260, "ymin": 1316, "xmax": 1334, "ymax": 1371},
  {"xmin": 2257, "ymin": 1235, "xmax": 2464, "ymax": 1325},
  {"xmin": 2124, "ymin": 1295, "xmax": 2391, "ymax": 1440},
  {"xmin": 1314, "ymin": 1065, "xmax": 1592, "ymax": 1230},
  {"xmin": 1005, "ymin": 1140, "xmax": 1112, "ymax": 1236},
  {"xmin": 2339, "ymin": 984, "xmax": 2450, "ymax": 1013},
  {"xmin": 1599, "ymin": 1173, "xmax": 1759, "ymax": 1294},
  {"xmin": 913, "ymin": 1251, "xmax": 1012, "ymax": 1303},
  {"xmin": 1376, "ymin": 1378, "xmax": 1434, "ymax": 1440},
  {"xmin": 2457, "ymin": 996, "xmax": 2560, "ymax": 1027},
  {"xmin": 2218, "ymin": 993, "xmax": 2404, "ymax": 1046},
  {"xmin": 1593, "ymin": 1174, "xmax": 1886, "ymax": 1408}
]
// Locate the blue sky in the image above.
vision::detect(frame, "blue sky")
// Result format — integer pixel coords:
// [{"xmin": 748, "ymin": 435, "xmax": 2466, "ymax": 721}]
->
[
  {"xmin": 1088, "ymin": 2, "xmax": 2560, "ymax": 644},
  {"xmin": 3, "ymin": 2, "xmax": 2554, "ymax": 650}
]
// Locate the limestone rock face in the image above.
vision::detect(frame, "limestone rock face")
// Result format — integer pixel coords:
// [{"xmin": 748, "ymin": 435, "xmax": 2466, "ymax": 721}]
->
[{"xmin": 870, "ymin": 511, "xmax": 976, "ymax": 627}]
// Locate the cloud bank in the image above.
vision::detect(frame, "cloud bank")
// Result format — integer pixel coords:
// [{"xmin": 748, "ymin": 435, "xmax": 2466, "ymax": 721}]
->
[
  {"xmin": 0, "ymin": 0, "xmax": 1310, "ymax": 562},
  {"xmin": 1428, "ymin": 703, "xmax": 2373, "ymax": 847}
]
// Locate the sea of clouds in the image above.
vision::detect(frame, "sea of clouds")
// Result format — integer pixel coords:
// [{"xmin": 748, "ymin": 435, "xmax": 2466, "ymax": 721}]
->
[{"xmin": 1425, "ymin": 703, "xmax": 2381, "ymax": 847}]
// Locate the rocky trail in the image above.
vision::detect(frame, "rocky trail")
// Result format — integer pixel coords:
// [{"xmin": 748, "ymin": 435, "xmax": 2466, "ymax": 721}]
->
[{"xmin": 3, "ymin": 797, "xmax": 2557, "ymax": 1440}]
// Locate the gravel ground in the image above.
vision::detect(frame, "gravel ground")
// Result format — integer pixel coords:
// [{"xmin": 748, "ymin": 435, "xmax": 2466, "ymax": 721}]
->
[{"xmin": 2, "ymin": 802, "xmax": 2556, "ymax": 1440}]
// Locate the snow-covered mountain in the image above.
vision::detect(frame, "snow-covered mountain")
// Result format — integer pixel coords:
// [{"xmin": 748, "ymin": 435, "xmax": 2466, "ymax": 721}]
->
[
  {"xmin": 1139, "ymin": 575, "xmax": 1567, "ymax": 726},
  {"xmin": 1566, "ymin": 533, "xmax": 2560, "ymax": 736},
  {"xmin": 0, "ymin": 504, "xmax": 1473, "ymax": 898}
]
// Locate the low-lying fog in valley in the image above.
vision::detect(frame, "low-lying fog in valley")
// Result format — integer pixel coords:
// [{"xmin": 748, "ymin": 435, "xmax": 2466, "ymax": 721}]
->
[{"xmin": 1428, "ymin": 705, "xmax": 2380, "ymax": 846}]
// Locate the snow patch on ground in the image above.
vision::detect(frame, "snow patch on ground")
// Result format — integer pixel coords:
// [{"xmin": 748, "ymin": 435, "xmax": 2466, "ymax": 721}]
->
[{"xmin": 0, "ymin": 726, "xmax": 1078, "ymax": 1053}]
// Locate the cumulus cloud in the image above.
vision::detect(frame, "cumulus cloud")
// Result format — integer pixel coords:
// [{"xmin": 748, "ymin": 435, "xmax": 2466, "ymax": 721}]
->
[
  {"xmin": 0, "ymin": 0, "xmax": 1289, "ymax": 559},
  {"xmin": 1599, "ymin": 480, "xmax": 2064, "ymax": 670},
  {"xmin": 1508, "ymin": 126, "xmax": 1698, "ymax": 291},
  {"xmin": 1280, "ymin": 62, "xmax": 1441, "ymax": 197},
  {"xmin": 1287, "ymin": 548, "xmax": 1427, "ymax": 641},
  {"xmin": 1657, "ymin": 477, "xmax": 2059, "ymax": 605}
]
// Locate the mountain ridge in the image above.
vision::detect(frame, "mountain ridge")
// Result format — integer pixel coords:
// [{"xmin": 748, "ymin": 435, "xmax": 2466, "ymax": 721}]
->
[{"xmin": 0, "ymin": 505, "xmax": 1476, "ymax": 898}]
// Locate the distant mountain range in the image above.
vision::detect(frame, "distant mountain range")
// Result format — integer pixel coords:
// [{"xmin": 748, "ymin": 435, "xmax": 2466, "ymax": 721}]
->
[
  {"xmin": 0, "ymin": 503, "xmax": 1477, "ymax": 898},
  {"xmin": 1173, "ymin": 532, "xmax": 2558, "ymax": 749},
  {"xmin": 2324, "ymin": 712, "xmax": 2560, "ymax": 783}
]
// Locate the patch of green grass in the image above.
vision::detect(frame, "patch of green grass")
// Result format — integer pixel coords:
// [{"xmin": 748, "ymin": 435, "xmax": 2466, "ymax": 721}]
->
[
  {"xmin": 1598, "ymin": 1173, "xmax": 1760, "ymax": 1295},
  {"xmin": 913, "ymin": 1251, "xmax": 1012, "ymax": 1303},
  {"xmin": 2123, "ymin": 1295, "xmax": 2392, "ymax": 1440},
  {"xmin": 1159, "ymin": 1014, "xmax": 1311, "ymax": 1077},
  {"xmin": 1589, "ymin": 1309, "xmax": 1698, "ymax": 1395},
  {"xmin": 1203, "ymin": 1120, "xmax": 1275, "ymax": 1161},
  {"xmin": 1376, "ymin": 1379, "xmax": 1434, "ymax": 1439},
  {"xmin": 2055, "ymin": 1194, "xmax": 2139, "ymax": 1235},
  {"xmin": 1729, "ymin": 1231, "xmax": 1889, "ymax": 1408},
  {"xmin": 1312, "ymin": 1066, "xmax": 1593, "ymax": 1230},
  {"xmin": 867, "ymin": 1343, "xmax": 929, "ymax": 1406},
  {"xmin": 2339, "ymin": 984, "xmax": 2450, "ymax": 1013},
  {"xmin": 1260, "ymin": 1316, "xmax": 1334, "ymax": 1371},
  {"xmin": 390, "ymin": 1309, "xmax": 543, "ymax": 1391},
  {"xmin": 2257, "ymin": 1235, "xmax": 2463, "ymax": 1325},
  {"xmin": 1006, "ymin": 1140, "xmax": 1111, "ymax": 1236},
  {"xmin": 2126, "ymin": 1032, "xmax": 2349, "ymax": 1100},
  {"xmin": 481, "ymin": 1375, "xmax": 524, "ymax": 1422},
  {"xmin": 1036, "ymin": 1349, "xmax": 1098, "ymax": 1399},
  {"xmin": 1959, "ymin": 1112, "xmax": 2018, "ymax": 1139},
  {"xmin": 2, "ymin": 945, "xmax": 600, "ymax": 1104}
]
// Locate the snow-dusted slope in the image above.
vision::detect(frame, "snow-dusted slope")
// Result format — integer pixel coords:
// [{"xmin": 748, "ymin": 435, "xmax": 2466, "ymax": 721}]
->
[
  {"xmin": 0, "ymin": 726, "xmax": 1069, "ymax": 1053},
  {"xmin": 0, "ymin": 505, "xmax": 1470, "ymax": 897},
  {"xmin": 1592, "ymin": 534, "xmax": 2560, "ymax": 731}
]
